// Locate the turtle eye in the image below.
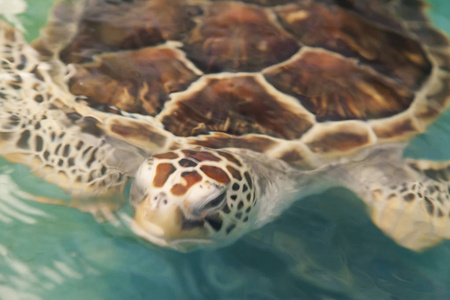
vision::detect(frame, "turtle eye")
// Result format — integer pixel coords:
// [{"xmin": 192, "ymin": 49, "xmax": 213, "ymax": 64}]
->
[
  {"xmin": 203, "ymin": 190, "xmax": 227, "ymax": 211},
  {"xmin": 191, "ymin": 190, "xmax": 227, "ymax": 217}
]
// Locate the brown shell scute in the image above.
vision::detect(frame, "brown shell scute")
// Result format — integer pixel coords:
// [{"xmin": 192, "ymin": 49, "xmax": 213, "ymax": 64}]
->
[
  {"xmin": 275, "ymin": 2, "xmax": 432, "ymax": 89},
  {"xmin": 189, "ymin": 133, "xmax": 278, "ymax": 153},
  {"xmin": 410, "ymin": 25, "xmax": 450, "ymax": 47},
  {"xmin": 108, "ymin": 118, "xmax": 168, "ymax": 148},
  {"xmin": 181, "ymin": 150, "xmax": 221, "ymax": 162},
  {"xmin": 68, "ymin": 47, "xmax": 199, "ymax": 115},
  {"xmin": 60, "ymin": 0, "xmax": 199, "ymax": 63},
  {"xmin": 34, "ymin": 0, "xmax": 449, "ymax": 162},
  {"xmin": 303, "ymin": 122, "xmax": 375, "ymax": 153},
  {"xmin": 329, "ymin": 0, "xmax": 407, "ymax": 30},
  {"xmin": 161, "ymin": 76, "xmax": 314, "ymax": 139},
  {"xmin": 264, "ymin": 49, "xmax": 414, "ymax": 122},
  {"xmin": 371, "ymin": 118, "xmax": 418, "ymax": 140},
  {"xmin": 183, "ymin": 1, "xmax": 299, "ymax": 73}
]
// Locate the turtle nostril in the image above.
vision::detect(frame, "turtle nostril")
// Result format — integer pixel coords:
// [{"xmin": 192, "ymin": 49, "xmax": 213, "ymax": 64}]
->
[{"xmin": 152, "ymin": 192, "xmax": 168, "ymax": 205}]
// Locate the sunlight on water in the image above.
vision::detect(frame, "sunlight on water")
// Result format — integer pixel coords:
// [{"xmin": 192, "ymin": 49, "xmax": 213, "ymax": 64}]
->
[
  {"xmin": 0, "ymin": 0, "xmax": 449, "ymax": 299},
  {"xmin": 0, "ymin": 165, "xmax": 49, "ymax": 225}
]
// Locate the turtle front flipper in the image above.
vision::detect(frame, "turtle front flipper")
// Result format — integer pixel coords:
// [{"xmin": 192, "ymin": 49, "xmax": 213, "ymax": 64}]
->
[
  {"xmin": 349, "ymin": 154, "xmax": 450, "ymax": 251},
  {"xmin": 0, "ymin": 19, "xmax": 124, "ymax": 199},
  {"xmin": 0, "ymin": 19, "xmax": 173, "ymax": 214}
]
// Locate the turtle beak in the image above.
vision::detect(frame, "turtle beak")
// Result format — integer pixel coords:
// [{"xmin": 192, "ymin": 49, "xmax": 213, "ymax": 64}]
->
[{"xmin": 130, "ymin": 193, "xmax": 212, "ymax": 250}]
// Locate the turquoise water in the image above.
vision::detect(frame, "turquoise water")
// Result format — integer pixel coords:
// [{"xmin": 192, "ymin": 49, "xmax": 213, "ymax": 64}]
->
[{"xmin": 0, "ymin": 1, "xmax": 450, "ymax": 299}]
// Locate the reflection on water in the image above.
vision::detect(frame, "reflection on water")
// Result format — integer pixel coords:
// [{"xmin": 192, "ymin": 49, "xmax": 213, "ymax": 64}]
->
[{"xmin": 0, "ymin": 0, "xmax": 449, "ymax": 299}]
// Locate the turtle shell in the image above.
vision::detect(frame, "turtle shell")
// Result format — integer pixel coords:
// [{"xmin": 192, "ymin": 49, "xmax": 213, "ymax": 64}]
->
[{"xmin": 33, "ymin": 0, "xmax": 450, "ymax": 168}]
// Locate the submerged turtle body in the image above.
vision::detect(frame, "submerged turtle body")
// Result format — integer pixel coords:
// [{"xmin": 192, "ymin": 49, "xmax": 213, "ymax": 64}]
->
[
  {"xmin": 0, "ymin": 0, "xmax": 449, "ymax": 251},
  {"xmin": 32, "ymin": 0, "xmax": 450, "ymax": 167}
]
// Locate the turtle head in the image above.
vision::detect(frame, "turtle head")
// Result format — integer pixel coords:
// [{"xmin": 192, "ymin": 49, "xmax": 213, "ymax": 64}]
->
[{"xmin": 130, "ymin": 149, "xmax": 258, "ymax": 251}]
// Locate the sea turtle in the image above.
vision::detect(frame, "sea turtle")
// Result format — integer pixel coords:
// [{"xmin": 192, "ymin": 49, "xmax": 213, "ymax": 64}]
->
[{"xmin": 0, "ymin": 0, "xmax": 449, "ymax": 251}]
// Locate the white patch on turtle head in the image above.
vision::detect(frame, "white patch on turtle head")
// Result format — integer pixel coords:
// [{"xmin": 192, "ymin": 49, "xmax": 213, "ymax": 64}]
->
[{"xmin": 129, "ymin": 148, "xmax": 258, "ymax": 251}]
